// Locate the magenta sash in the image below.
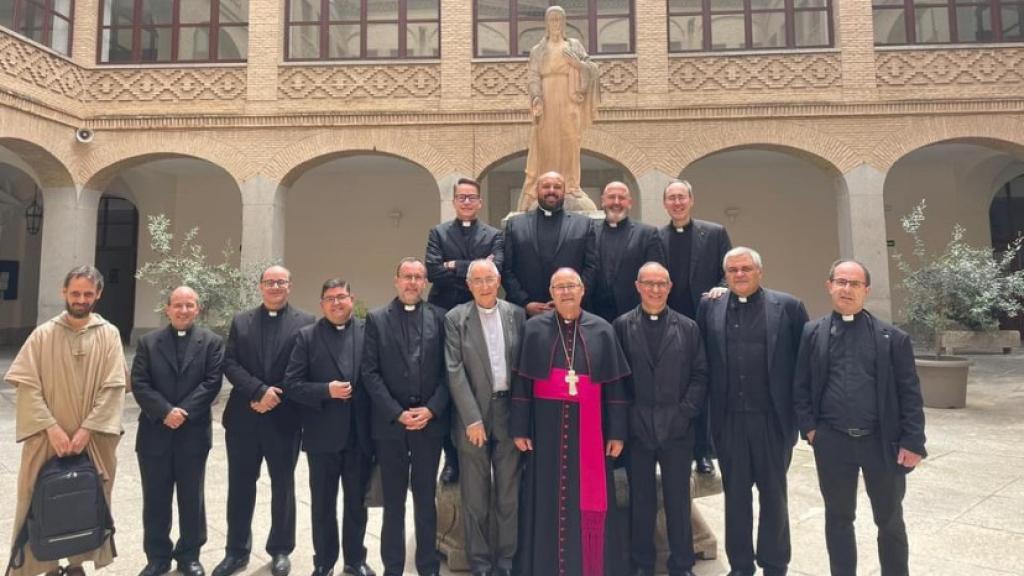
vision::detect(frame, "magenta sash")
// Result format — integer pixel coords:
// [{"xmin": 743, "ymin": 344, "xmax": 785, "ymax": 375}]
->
[{"xmin": 534, "ymin": 367, "xmax": 606, "ymax": 576}]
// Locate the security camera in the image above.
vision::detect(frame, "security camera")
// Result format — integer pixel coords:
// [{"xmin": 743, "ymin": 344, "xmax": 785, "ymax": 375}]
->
[{"xmin": 75, "ymin": 128, "xmax": 94, "ymax": 144}]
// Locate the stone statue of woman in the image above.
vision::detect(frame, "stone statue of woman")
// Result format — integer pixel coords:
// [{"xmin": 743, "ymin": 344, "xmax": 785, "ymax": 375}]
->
[{"xmin": 517, "ymin": 5, "xmax": 600, "ymax": 212}]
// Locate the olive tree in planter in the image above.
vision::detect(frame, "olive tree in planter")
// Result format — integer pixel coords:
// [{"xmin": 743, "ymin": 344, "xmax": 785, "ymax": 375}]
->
[
  {"xmin": 136, "ymin": 214, "xmax": 268, "ymax": 335},
  {"xmin": 892, "ymin": 200, "xmax": 1024, "ymax": 408}
]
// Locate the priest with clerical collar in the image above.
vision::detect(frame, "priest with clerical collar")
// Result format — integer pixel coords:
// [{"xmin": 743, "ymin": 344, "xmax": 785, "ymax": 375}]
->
[{"xmin": 511, "ymin": 267, "xmax": 630, "ymax": 576}]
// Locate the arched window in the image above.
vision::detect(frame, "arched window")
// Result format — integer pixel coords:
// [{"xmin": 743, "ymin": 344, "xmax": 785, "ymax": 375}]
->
[
  {"xmin": 668, "ymin": 0, "xmax": 833, "ymax": 52},
  {"xmin": 285, "ymin": 0, "xmax": 440, "ymax": 61},
  {"xmin": 98, "ymin": 0, "xmax": 249, "ymax": 63},
  {"xmin": 474, "ymin": 0, "xmax": 634, "ymax": 58},
  {"xmin": 0, "ymin": 0, "xmax": 73, "ymax": 56},
  {"xmin": 873, "ymin": 0, "xmax": 1024, "ymax": 45}
]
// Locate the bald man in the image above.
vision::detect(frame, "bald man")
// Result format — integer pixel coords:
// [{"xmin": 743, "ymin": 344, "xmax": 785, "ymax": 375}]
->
[{"xmin": 132, "ymin": 287, "xmax": 225, "ymax": 576}]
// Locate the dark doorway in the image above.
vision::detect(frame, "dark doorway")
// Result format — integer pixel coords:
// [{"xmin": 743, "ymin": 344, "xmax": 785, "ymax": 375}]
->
[
  {"xmin": 94, "ymin": 196, "xmax": 139, "ymax": 342},
  {"xmin": 989, "ymin": 174, "xmax": 1024, "ymax": 332}
]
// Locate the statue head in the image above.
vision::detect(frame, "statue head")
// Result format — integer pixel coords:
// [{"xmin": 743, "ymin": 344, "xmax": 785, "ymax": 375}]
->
[{"xmin": 544, "ymin": 6, "xmax": 567, "ymax": 41}]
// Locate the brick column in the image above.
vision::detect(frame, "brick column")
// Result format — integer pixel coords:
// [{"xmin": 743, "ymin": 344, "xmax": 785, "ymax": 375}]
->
[
  {"xmin": 633, "ymin": 0, "xmax": 670, "ymax": 102},
  {"xmin": 240, "ymin": 176, "xmax": 286, "ymax": 269},
  {"xmin": 71, "ymin": 0, "xmax": 99, "ymax": 67},
  {"xmin": 836, "ymin": 164, "xmax": 892, "ymax": 319},
  {"xmin": 437, "ymin": 172, "xmax": 459, "ymax": 222},
  {"xmin": 836, "ymin": 0, "xmax": 878, "ymax": 100},
  {"xmin": 36, "ymin": 186, "xmax": 100, "ymax": 322},
  {"xmin": 246, "ymin": 0, "xmax": 281, "ymax": 101},
  {"xmin": 636, "ymin": 170, "xmax": 673, "ymax": 226},
  {"xmin": 439, "ymin": 0, "xmax": 473, "ymax": 108}
]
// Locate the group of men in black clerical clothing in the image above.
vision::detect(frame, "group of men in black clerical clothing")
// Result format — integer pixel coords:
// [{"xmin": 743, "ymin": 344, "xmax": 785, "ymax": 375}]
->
[{"xmin": 127, "ymin": 170, "xmax": 926, "ymax": 576}]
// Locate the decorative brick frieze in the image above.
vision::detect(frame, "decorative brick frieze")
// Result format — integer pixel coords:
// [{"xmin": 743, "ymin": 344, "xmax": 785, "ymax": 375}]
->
[
  {"xmin": 85, "ymin": 68, "xmax": 247, "ymax": 102},
  {"xmin": 876, "ymin": 47, "xmax": 1024, "ymax": 88},
  {"xmin": 669, "ymin": 52, "xmax": 842, "ymax": 92},
  {"xmin": 278, "ymin": 64, "xmax": 441, "ymax": 99},
  {"xmin": 471, "ymin": 58, "xmax": 638, "ymax": 97}
]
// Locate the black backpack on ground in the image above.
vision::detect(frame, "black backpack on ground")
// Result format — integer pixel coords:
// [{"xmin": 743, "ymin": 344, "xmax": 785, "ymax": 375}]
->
[{"xmin": 5, "ymin": 453, "xmax": 116, "ymax": 575}]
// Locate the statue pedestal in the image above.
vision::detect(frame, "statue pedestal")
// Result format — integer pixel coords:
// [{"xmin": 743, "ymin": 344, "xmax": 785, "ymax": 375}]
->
[{"xmin": 437, "ymin": 468, "xmax": 722, "ymax": 572}]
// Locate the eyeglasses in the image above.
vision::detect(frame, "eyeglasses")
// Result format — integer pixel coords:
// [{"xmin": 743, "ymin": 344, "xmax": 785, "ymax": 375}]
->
[
  {"xmin": 637, "ymin": 280, "xmax": 670, "ymax": 290},
  {"xmin": 399, "ymin": 274, "xmax": 427, "ymax": 283},
  {"xmin": 261, "ymin": 279, "xmax": 291, "ymax": 288},
  {"xmin": 455, "ymin": 195, "xmax": 481, "ymax": 203},
  {"xmin": 321, "ymin": 295, "xmax": 352, "ymax": 304},
  {"xmin": 551, "ymin": 283, "xmax": 582, "ymax": 292},
  {"xmin": 831, "ymin": 278, "xmax": 866, "ymax": 289},
  {"xmin": 468, "ymin": 277, "xmax": 499, "ymax": 287},
  {"xmin": 725, "ymin": 266, "xmax": 757, "ymax": 275},
  {"xmin": 664, "ymin": 195, "xmax": 690, "ymax": 204}
]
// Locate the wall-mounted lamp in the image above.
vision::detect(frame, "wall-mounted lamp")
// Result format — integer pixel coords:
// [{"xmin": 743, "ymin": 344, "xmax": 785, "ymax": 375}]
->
[
  {"xmin": 724, "ymin": 206, "xmax": 740, "ymax": 223},
  {"xmin": 388, "ymin": 209, "xmax": 403, "ymax": 228},
  {"xmin": 25, "ymin": 187, "xmax": 43, "ymax": 235}
]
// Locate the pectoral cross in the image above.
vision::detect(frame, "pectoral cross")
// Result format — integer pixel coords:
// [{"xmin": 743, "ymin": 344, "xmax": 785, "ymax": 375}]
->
[{"xmin": 566, "ymin": 369, "xmax": 579, "ymax": 396}]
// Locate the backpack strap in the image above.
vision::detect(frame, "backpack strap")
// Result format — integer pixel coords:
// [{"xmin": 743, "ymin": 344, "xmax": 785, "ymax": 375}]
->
[{"xmin": 5, "ymin": 520, "xmax": 29, "ymax": 576}]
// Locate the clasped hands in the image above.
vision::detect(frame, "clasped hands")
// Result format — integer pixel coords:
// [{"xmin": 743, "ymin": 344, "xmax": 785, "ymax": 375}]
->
[
  {"xmin": 46, "ymin": 424, "xmax": 90, "ymax": 457},
  {"xmin": 399, "ymin": 407, "xmax": 434, "ymax": 431},
  {"xmin": 250, "ymin": 386, "xmax": 284, "ymax": 413},
  {"xmin": 513, "ymin": 436, "xmax": 624, "ymax": 458},
  {"xmin": 163, "ymin": 407, "xmax": 189, "ymax": 429}
]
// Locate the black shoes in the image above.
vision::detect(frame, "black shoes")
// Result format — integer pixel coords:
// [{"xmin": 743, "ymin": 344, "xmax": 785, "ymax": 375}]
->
[
  {"xmin": 178, "ymin": 561, "xmax": 205, "ymax": 576},
  {"xmin": 494, "ymin": 569, "xmax": 513, "ymax": 576},
  {"xmin": 440, "ymin": 459, "xmax": 460, "ymax": 484},
  {"xmin": 726, "ymin": 570, "xmax": 756, "ymax": 576},
  {"xmin": 271, "ymin": 554, "xmax": 291, "ymax": 576},
  {"xmin": 138, "ymin": 561, "xmax": 171, "ymax": 576},
  {"xmin": 211, "ymin": 555, "xmax": 249, "ymax": 576},
  {"xmin": 629, "ymin": 569, "xmax": 654, "ymax": 576},
  {"xmin": 695, "ymin": 455, "xmax": 716, "ymax": 475},
  {"xmin": 310, "ymin": 567, "xmax": 332, "ymax": 576},
  {"xmin": 341, "ymin": 563, "xmax": 375, "ymax": 576}
]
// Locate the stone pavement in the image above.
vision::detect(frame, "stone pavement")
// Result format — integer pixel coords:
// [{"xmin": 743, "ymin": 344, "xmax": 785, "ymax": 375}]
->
[{"xmin": 1, "ymin": 347, "xmax": 1023, "ymax": 576}]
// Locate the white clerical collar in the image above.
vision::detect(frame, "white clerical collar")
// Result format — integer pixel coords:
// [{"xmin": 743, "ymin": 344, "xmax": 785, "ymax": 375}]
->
[
  {"xmin": 268, "ymin": 310, "xmax": 278, "ymax": 317},
  {"xmin": 842, "ymin": 314, "xmax": 855, "ymax": 322},
  {"xmin": 177, "ymin": 330, "xmax": 187, "ymax": 337},
  {"xmin": 404, "ymin": 304, "xmax": 418, "ymax": 312},
  {"xmin": 738, "ymin": 297, "xmax": 748, "ymax": 303},
  {"xmin": 477, "ymin": 304, "xmax": 498, "ymax": 315},
  {"xmin": 542, "ymin": 208, "xmax": 553, "ymax": 217},
  {"xmin": 335, "ymin": 323, "xmax": 346, "ymax": 330},
  {"xmin": 674, "ymin": 224, "xmax": 688, "ymax": 233},
  {"xmin": 607, "ymin": 221, "xmax": 618, "ymax": 228},
  {"xmin": 649, "ymin": 314, "xmax": 658, "ymax": 321},
  {"xmin": 460, "ymin": 219, "xmax": 473, "ymax": 227}
]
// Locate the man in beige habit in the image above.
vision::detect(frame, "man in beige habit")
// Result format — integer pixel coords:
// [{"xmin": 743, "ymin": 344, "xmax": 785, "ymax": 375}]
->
[{"xmin": 5, "ymin": 265, "xmax": 127, "ymax": 576}]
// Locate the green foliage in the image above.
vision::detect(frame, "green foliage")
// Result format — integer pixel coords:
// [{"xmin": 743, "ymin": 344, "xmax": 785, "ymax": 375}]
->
[
  {"xmin": 136, "ymin": 214, "xmax": 270, "ymax": 333},
  {"xmin": 892, "ymin": 200, "xmax": 1024, "ymax": 353}
]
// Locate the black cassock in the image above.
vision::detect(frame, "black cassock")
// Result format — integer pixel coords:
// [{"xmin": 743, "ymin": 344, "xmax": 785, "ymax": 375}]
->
[{"xmin": 511, "ymin": 310, "xmax": 630, "ymax": 576}]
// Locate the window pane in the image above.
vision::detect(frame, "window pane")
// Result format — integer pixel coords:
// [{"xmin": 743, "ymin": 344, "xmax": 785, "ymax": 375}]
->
[
  {"xmin": 596, "ymin": 16, "xmax": 629, "ymax": 52},
  {"xmin": 181, "ymin": 0, "xmax": 212, "ymax": 24},
  {"xmin": 329, "ymin": 0, "xmax": 360, "ymax": 20},
  {"xmin": 668, "ymin": 0, "xmax": 702, "ymax": 11},
  {"xmin": 100, "ymin": 28, "xmax": 134, "ymax": 62},
  {"xmin": 0, "ymin": 2, "xmax": 12, "ymax": 29},
  {"xmin": 104, "ymin": 0, "xmax": 135, "ymax": 26},
  {"xmin": 218, "ymin": 25, "xmax": 248, "ymax": 59},
  {"xmin": 518, "ymin": 20, "xmax": 545, "ymax": 54},
  {"xmin": 1004, "ymin": 6, "xmax": 1024, "ymax": 41},
  {"xmin": 750, "ymin": 0, "xmax": 785, "ymax": 9},
  {"xmin": 407, "ymin": 0, "xmax": 438, "ymax": 20},
  {"xmin": 406, "ymin": 21, "xmax": 438, "ymax": 56},
  {"xmin": 52, "ymin": 16, "xmax": 71, "ymax": 53},
  {"xmin": 597, "ymin": 0, "xmax": 629, "ymax": 16},
  {"xmin": 669, "ymin": 14, "xmax": 703, "ymax": 50},
  {"xmin": 221, "ymin": 0, "xmax": 249, "ymax": 23},
  {"xmin": 956, "ymin": 5, "xmax": 991, "ymax": 41},
  {"xmin": 795, "ymin": 0, "xmax": 827, "ymax": 7},
  {"xmin": 710, "ymin": 0, "xmax": 745, "ymax": 12},
  {"xmin": 518, "ymin": 0, "xmax": 547, "ymax": 19},
  {"xmin": 178, "ymin": 26, "xmax": 211, "ymax": 59},
  {"xmin": 873, "ymin": 8, "xmax": 906, "ymax": 43},
  {"xmin": 915, "ymin": 6, "xmax": 950, "ymax": 42},
  {"xmin": 561, "ymin": 0, "xmax": 588, "ymax": 17},
  {"xmin": 289, "ymin": 0, "xmax": 321, "ymax": 22},
  {"xmin": 16, "ymin": 3, "xmax": 44, "ymax": 43},
  {"xmin": 795, "ymin": 10, "xmax": 830, "ymax": 46},
  {"xmin": 53, "ymin": 0, "xmax": 72, "ymax": 17},
  {"xmin": 328, "ymin": 23, "xmax": 360, "ymax": 57},
  {"xmin": 710, "ymin": 14, "xmax": 745, "ymax": 49},
  {"xmin": 140, "ymin": 27, "xmax": 173, "ymax": 61},
  {"xmin": 477, "ymin": 0, "xmax": 509, "ymax": 19},
  {"xmin": 288, "ymin": 24, "xmax": 320, "ymax": 58},
  {"xmin": 751, "ymin": 11, "xmax": 786, "ymax": 47},
  {"xmin": 366, "ymin": 22, "xmax": 398, "ymax": 56},
  {"xmin": 873, "ymin": 0, "xmax": 903, "ymax": 5},
  {"xmin": 477, "ymin": 21, "xmax": 510, "ymax": 55},
  {"xmin": 565, "ymin": 17, "xmax": 587, "ymax": 46},
  {"xmin": 367, "ymin": 0, "xmax": 398, "ymax": 20},
  {"xmin": 141, "ymin": 0, "xmax": 173, "ymax": 25}
]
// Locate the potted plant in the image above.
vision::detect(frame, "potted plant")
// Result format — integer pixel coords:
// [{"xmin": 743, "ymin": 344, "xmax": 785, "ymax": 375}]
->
[{"xmin": 892, "ymin": 200, "xmax": 1024, "ymax": 408}]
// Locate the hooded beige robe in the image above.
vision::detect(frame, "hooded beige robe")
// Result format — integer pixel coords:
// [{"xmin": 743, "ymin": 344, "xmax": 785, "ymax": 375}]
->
[{"xmin": 5, "ymin": 313, "xmax": 126, "ymax": 576}]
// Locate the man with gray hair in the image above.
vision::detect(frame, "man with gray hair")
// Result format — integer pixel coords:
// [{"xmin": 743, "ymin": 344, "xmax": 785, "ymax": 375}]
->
[
  {"xmin": 444, "ymin": 259, "xmax": 525, "ymax": 576},
  {"xmin": 697, "ymin": 248, "xmax": 808, "ymax": 576}
]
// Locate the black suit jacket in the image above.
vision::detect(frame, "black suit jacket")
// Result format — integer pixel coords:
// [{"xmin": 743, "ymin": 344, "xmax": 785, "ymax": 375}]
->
[
  {"xmin": 793, "ymin": 310, "xmax": 928, "ymax": 466},
  {"xmin": 697, "ymin": 288, "xmax": 809, "ymax": 447},
  {"xmin": 593, "ymin": 218, "xmax": 666, "ymax": 321},
  {"xmin": 613, "ymin": 306, "xmax": 708, "ymax": 450},
  {"xmin": 502, "ymin": 209, "xmax": 598, "ymax": 306},
  {"xmin": 361, "ymin": 299, "xmax": 450, "ymax": 440},
  {"xmin": 426, "ymin": 219, "xmax": 504, "ymax": 311},
  {"xmin": 132, "ymin": 325, "xmax": 224, "ymax": 455},
  {"xmin": 222, "ymin": 304, "xmax": 316, "ymax": 435},
  {"xmin": 659, "ymin": 219, "xmax": 732, "ymax": 314},
  {"xmin": 284, "ymin": 317, "xmax": 372, "ymax": 456}
]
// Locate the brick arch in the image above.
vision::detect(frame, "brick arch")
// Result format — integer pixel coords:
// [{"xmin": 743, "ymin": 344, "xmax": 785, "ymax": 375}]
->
[
  {"xmin": 78, "ymin": 133, "xmax": 251, "ymax": 191},
  {"xmin": 871, "ymin": 116, "xmax": 1024, "ymax": 172},
  {"xmin": 267, "ymin": 131, "xmax": 456, "ymax": 188},
  {"xmin": 0, "ymin": 137, "xmax": 76, "ymax": 188},
  {"xmin": 472, "ymin": 125, "xmax": 653, "ymax": 180},
  {"xmin": 666, "ymin": 120, "xmax": 856, "ymax": 176}
]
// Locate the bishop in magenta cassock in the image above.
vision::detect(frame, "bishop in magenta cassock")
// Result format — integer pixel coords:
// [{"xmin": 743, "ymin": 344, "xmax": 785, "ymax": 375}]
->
[{"xmin": 511, "ymin": 267, "xmax": 630, "ymax": 576}]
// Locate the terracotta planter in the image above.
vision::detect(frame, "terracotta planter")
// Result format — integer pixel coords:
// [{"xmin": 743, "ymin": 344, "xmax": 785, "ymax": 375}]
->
[{"xmin": 915, "ymin": 355, "xmax": 970, "ymax": 409}]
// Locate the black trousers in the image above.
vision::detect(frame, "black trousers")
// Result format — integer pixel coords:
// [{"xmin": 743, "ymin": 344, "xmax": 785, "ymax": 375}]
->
[
  {"xmin": 307, "ymin": 449, "xmax": 372, "ymax": 570},
  {"xmin": 717, "ymin": 412, "xmax": 792, "ymax": 576},
  {"xmin": 376, "ymin": 432, "xmax": 443, "ymax": 576},
  {"xmin": 693, "ymin": 397, "xmax": 714, "ymax": 461},
  {"xmin": 138, "ymin": 449, "xmax": 209, "ymax": 563},
  {"xmin": 627, "ymin": 437, "xmax": 694, "ymax": 574},
  {"xmin": 224, "ymin": 424, "xmax": 301, "ymax": 557},
  {"xmin": 812, "ymin": 425, "xmax": 909, "ymax": 576}
]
